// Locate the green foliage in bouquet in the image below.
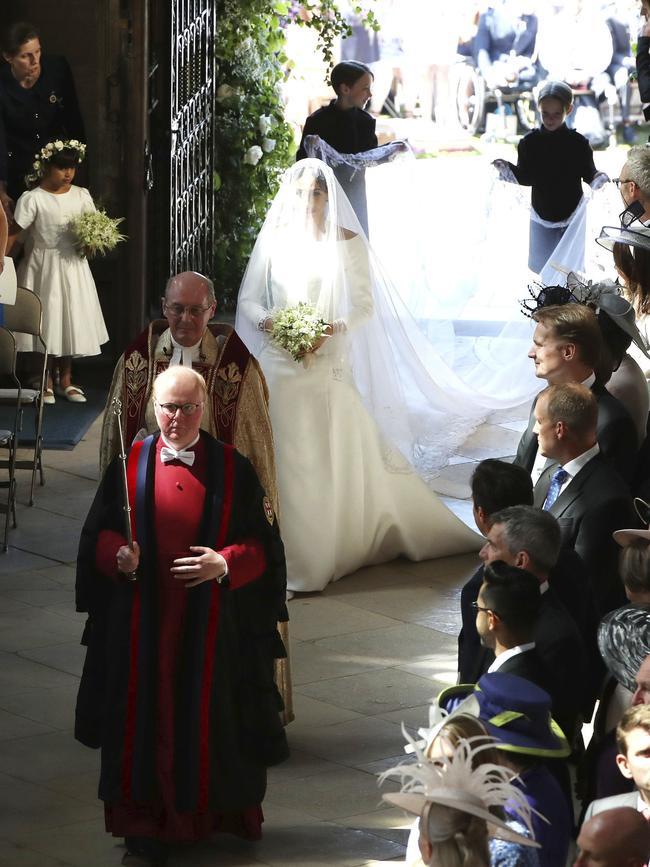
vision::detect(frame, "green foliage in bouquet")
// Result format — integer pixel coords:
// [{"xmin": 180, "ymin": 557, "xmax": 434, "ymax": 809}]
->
[
  {"xmin": 270, "ymin": 302, "xmax": 329, "ymax": 360},
  {"xmin": 69, "ymin": 210, "xmax": 126, "ymax": 259}
]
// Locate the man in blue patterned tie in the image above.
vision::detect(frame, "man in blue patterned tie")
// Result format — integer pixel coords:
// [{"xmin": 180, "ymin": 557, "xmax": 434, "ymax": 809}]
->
[{"xmin": 532, "ymin": 382, "xmax": 636, "ymax": 615}]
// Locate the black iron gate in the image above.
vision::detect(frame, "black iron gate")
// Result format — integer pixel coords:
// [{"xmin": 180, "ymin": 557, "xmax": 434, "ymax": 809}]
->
[{"xmin": 169, "ymin": 1, "xmax": 216, "ymax": 278}]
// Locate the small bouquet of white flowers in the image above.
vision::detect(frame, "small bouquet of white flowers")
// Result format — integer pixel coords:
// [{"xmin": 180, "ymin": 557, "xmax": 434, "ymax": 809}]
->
[
  {"xmin": 68, "ymin": 210, "xmax": 126, "ymax": 259},
  {"xmin": 270, "ymin": 302, "xmax": 329, "ymax": 364}
]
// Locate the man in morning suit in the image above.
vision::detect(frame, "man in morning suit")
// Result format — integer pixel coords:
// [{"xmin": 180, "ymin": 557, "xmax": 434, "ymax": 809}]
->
[
  {"xmin": 75, "ymin": 367, "xmax": 289, "ymax": 866},
  {"xmin": 514, "ymin": 303, "xmax": 637, "ymax": 484},
  {"xmin": 532, "ymin": 382, "xmax": 636, "ymax": 615}
]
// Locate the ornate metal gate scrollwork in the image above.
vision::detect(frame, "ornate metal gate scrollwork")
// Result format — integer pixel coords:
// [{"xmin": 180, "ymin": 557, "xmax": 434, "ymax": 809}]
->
[{"xmin": 169, "ymin": 1, "xmax": 216, "ymax": 277}]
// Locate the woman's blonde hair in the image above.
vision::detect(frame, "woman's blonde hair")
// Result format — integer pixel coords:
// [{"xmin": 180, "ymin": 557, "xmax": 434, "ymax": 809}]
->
[{"xmin": 420, "ymin": 802, "xmax": 490, "ymax": 867}]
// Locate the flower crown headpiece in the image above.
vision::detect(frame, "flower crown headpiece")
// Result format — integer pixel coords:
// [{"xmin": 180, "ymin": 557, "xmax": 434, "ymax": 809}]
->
[{"xmin": 25, "ymin": 139, "xmax": 86, "ymax": 186}]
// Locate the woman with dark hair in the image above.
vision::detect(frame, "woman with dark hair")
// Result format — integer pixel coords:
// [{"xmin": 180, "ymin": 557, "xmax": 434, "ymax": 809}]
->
[
  {"xmin": 596, "ymin": 225, "xmax": 650, "ymax": 378},
  {"xmin": 0, "ymin": 21, "xmax": 84, "ymax": 214}
]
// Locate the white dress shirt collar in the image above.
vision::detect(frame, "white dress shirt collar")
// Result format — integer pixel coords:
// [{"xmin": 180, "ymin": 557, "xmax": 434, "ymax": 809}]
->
[
  {"xmin": 561, "ymin": 443, "xmax": 600, "ymax": 484},
  {"xmin": 487, "ymin": 642, "xmax": 536, "ymax": 673}
]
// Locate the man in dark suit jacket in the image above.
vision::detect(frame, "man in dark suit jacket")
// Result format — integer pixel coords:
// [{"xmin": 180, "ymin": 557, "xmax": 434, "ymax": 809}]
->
[
  {"xmin": 457, "ymin": 460, "xmax": 598, "ymax": 685},
  {"xmin": 457, "ymin": 459, "xmax": 534, "ymax": 684},
  {"xmin": 514, "ymin": 303, "xmax": 637, "ymax": 483},
  {"xmin": 477, "ymin": 560, "xmax": 586, "ymax": 739},
  {"xmin": 533, "ymin": 382, "xmax": 637, "ymax": 615}
]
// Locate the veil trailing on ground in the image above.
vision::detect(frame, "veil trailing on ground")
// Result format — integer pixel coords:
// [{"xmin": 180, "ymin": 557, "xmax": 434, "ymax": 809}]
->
[{"xmin": 235, "ymin": 159, "xmax": 527, "ymax": 480}]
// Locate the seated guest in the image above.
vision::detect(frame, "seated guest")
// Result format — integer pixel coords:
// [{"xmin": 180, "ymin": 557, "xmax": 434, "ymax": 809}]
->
[
  {"xmin": 475, "ymin": 559, "xmax": 586, "ymax": 740},
  {"xmin": 614, "ymin": 518, "xmax": 650, "ymax": 605},
  {"xmin": 580, "ymin": 610, "xmax": 650, "ymax": 805},
  {"xmin": 584, "ymin": 704, "xmax": 650, "ymax": 819},
  {"xmin": 432, "ymin": 674, "xmax": 573, "ymax": 867},
  {"xmin": 574, "ymin": 807, "xmax": 650, "ymax": 867},
  {"xmin": 458, "ymin": 459, "xmax": 533, "ymax": 684},
  {"xmin": 515, "ymin": 304, "xmax": 637, "ymax": 483},
  {"xmin": 383, "ymin": 711, "xmax": 541, "ymax": 867},
  {"xmin": 595, "ymin": 292, "xmax": 650, "ymax": 449},
  {"xmin": 532, "ymin": 382, "xmax": 636, "ymax": 614}
]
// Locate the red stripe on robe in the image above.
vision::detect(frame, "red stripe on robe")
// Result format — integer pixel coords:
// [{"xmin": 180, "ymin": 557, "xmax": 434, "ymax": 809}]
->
[{"xmin": 198, "ymin": 444, "xmax": 235, "ymax": 811}]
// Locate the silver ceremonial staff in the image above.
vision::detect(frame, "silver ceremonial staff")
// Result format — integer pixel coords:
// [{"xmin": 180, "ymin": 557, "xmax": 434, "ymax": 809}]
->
[{"xmin": 111, "ymin": 397, "xmax": 137, "ymax": 581}]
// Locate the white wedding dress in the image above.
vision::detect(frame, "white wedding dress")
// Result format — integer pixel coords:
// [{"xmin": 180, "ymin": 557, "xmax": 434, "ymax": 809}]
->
[{"xmin": 245, "ymin": 232, "xmax": 480, "ymax": 592}]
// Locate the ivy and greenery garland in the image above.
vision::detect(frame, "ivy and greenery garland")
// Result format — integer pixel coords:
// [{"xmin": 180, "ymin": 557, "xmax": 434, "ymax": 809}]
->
[{"xmin": 214, "ymin": 1, "xmax": 377, "ymax": 308}]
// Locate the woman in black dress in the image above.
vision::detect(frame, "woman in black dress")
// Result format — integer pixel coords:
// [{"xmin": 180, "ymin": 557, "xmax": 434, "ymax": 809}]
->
[{"xmin": 0, "ymin": 21, "xmax": 84, "ymax": 215}]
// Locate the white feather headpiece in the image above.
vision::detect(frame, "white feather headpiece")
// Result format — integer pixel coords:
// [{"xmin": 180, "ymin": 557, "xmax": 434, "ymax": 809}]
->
[{"xmin": 380, "ymin": 725, "xmax": 539, "ymax": 848}]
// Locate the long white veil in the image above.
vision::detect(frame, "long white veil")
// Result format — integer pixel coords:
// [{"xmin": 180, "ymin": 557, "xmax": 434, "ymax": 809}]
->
[
  {"xmin": 311, "ymin": 141, "xmax": 620, "ymax": 411},
  {"xmin": 235, "ymin": 159, "xmax": 517, "ymax": 480}
]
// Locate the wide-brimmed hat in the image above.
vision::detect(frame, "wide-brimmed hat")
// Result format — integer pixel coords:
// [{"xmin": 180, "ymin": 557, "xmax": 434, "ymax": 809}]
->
[
  {"xmin": 597, "ymin": 604, "xmax": 650, "ymax": 692},
  {"xmin": 596, "ymin": 224, "xmax": 650, "ymax": 253},
  {"xmin": 614, "ymin": 498, "xmax": 650, "ymax": 546},
  {"xmin": 596, "ymin": 292, "xmax": 650, "ymax": 358},
  {"xmin": 382, "ymin": 735, "xmax": 539, "ymax": 848},
  {"xmin": 383, "ymin": 789, "xmax": 539, "ymax": 847},
  {"xmin": 436, "ymin": 673, "xmax": 570, "ymax": 758}
]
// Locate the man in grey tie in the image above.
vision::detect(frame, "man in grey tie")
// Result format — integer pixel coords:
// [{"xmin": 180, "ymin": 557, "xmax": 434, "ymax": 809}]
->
[{"xmin": 533, "ymin": 381, "xmax": 636, "ymax": 615}]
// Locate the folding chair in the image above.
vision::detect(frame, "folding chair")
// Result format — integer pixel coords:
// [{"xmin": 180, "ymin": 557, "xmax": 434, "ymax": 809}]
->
[
  {"xmin": 0, "ymin": 287, "xmax": 47, "ymax": 505},
  {"xmin": 0, "ymin": 326, "xmax": 20, "ymax": 550}
]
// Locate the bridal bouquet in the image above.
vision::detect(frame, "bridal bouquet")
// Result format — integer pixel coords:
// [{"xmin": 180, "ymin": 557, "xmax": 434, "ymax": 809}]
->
[
  {"xmin": 69, "ymin": 210, "xmax": 126, "ymax": 258},
  {"xmin": 270, "ymin": 303, "xmax": 329, "ymax": 363}
]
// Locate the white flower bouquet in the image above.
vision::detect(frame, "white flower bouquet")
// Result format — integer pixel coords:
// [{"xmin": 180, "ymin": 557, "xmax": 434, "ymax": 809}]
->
[
  {"xmin": 68, "ymin": 210, "xmax": 126, "ymax": 258},
  {"xmin": 270, "ymin": 303, "xmax": 329, "ymax": 363}
]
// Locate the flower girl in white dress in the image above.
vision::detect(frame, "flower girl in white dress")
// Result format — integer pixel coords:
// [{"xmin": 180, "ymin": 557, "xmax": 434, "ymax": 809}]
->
[
  {"xmin": 236, "ymin": 160, "xmax": 481, "ymax": 593},
  {"xmin": 11, "ymin": 139, "xmax": 108, "ymax": 403}
]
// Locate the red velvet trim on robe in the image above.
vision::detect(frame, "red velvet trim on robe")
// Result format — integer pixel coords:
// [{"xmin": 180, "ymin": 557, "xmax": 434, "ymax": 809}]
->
[{"xmin": 105, "ymin": 437, "xmax": 265, "ymax": 842}]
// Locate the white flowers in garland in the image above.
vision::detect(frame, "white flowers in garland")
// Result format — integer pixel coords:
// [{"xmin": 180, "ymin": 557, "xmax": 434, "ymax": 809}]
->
[
  {"xmin": 270, "ymin": 303, "xmax": 329, "ymax": 365},
  {"xmin": 243, "ymin": 145, "xmax": 264, "ymax": 166},
  {"xmin": 242, "ymin": 113, "xmax": 278, "ymax": 166},
  {"xmin": 25, "ymin": 139, "xmax": 87, "ymax": 185},
  {"xmin": 68, "ymin": 210, "xmax": 126, "ymax": 259}
]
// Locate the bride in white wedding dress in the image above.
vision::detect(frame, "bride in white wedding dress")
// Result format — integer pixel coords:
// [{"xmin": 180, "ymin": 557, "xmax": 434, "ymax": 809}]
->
[{"xmin": 235, "ymin": 159, "xmax": 481, "ymax": 593}]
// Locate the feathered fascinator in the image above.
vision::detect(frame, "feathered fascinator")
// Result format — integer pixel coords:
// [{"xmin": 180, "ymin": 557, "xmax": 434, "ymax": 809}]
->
[
  {"xmin": 519, "ymin": 267, "xmax": 650, "ymax": 361},
  {"xmin": 379, "ymin": 728, "xmax": 540, "ymax": 848}
]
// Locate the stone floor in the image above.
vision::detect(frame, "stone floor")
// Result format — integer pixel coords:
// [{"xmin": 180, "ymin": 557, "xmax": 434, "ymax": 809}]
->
[{"xmin": 0, "ymin": 404, "xmax": 528, "ymax": 867}]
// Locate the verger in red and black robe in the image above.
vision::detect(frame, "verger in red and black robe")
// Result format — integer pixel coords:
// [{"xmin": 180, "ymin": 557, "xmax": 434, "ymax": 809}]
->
[{"xmin": 74, "ymin": 431, "xmax": 289, "ymax": 843}]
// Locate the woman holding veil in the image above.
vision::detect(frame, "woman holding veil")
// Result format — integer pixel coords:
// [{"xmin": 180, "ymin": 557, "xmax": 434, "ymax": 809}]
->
[{"xmin": 235, "ymin": 159, "xmax": 481, "ymax": 593}]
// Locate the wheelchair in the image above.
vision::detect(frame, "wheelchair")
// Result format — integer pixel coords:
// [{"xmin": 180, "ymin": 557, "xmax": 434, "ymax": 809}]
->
[{"xmin": 454, "ymin": 58, "xmax": 539, "ymax": 135}]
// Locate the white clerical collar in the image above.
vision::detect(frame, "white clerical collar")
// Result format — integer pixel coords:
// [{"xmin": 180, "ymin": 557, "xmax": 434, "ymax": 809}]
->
[
  {"xmin": 169, "ymin": 334, "xmax": 202, "ymax": 367},
  {"xmin": 539, "ymin": 580, "xmax": 549, "ymax": 594},
  {"xmin": 581, "ymin": 372, "xmax": 596, "ymax": 389},
  {"xmin": 487, "ymin": 642, "xmax": 536, "ymax": 673}
]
